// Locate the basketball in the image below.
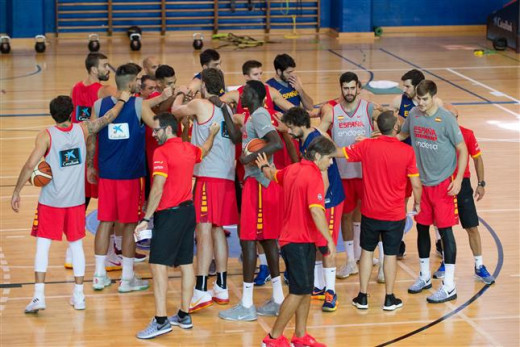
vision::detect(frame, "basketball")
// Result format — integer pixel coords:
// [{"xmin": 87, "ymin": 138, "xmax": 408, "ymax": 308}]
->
[
  {"xmin": 245, "ymin": 138, "xmax": 267, "ymax": 155},
  {"xmin": 30, "ymin": 159, "xmax": 52, "ymax": 187}
]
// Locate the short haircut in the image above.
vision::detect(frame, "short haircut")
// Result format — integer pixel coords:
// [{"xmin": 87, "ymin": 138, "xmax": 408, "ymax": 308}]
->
[
  {"xmin": 153, "ymin": 112, "xmax": 178, "ymax": 134},
  {"xmin": 85, "ymin": 52, "xmax": 108, "ymax": 73},
  {"xmin": 401, "ymin": 69, "xmax": 425, "ymax": 87},
  {"xmin": 200, "ymin": 49, "xmax": 220, "ymax": 67},
  {"xmin": 273, "ymin": 53, "xmax": 296, "ymax": 73},
  {"xmin": 141, "ymin": 74, "xmax": 155, "ymax": 84},
  {"xmin": 245, "ymin": 80, "xmax": 266, "ymax": 102},
  {"xmin": 303, "ymin": 136, "xmax": 337, "ymax": 161},
  {"xmin": 201, "ymin": 68, "xmax": 225, "ymax": 96},
  {"xmin": 281, "ymin": 107, "xmax": 310, "ymax": 128},
  {"xmin": 155, "ymin": 64, "xmax": 175, "ymax": 80},
  {"xmin": 50, "ymin": 95, "xmax": 73, "ymax": 123},
  {"xmin": 377, "ymin": 111, "xmax": 397, "ymax": 135},
  {"xmin": 416, "ymin": 80, "xmax": 437, "ymax": 97},
  {"xmin": 339, "ymin": 72, "xmax": 360, "ymax": 86},
  {"xmin": 242, "ymin": 60, "xmax": 262, "ymax": 75},
  {"xmin": 115, "ymin": 63, "xmax": 141, "ymax": 90}
]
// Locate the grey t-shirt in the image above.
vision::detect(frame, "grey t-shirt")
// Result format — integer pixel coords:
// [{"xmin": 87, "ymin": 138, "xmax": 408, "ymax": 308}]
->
[
  {"xmin": 242, "ymin": 107, "xmax": 276, "ymax": 187},
  {"xmin": 402, "ymin": 106, "xmax": 463, "ymax": 186}
]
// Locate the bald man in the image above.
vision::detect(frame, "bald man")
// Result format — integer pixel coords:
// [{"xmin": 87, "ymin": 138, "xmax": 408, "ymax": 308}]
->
[{"xmin": 143, "ymin": 56, "xmax": 161, "ymax": 78}]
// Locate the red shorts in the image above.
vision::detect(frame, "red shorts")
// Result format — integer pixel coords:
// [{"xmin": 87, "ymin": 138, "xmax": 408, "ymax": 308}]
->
[
  {"xmin": 194, "ymin": 177, "xmax": 239, "ymax": 226},
  {"xmin": 405, "ymin": 178, "xmax": 412, "ymax": 198},
  {"xmin": 240, "ymin": 177, "xmax": 282, "ymax": 241},
  {"xmin": 31, "ymin": 203, "xmax": 85, "ymax": 242},
  {"xmin": 316, "ymin": 201, "xmax": 344, "ymax": 247},
  {"xmin": 98, "ymin": 177, "xmax": 145, "ymax": 223},
  {"xmin": 342, "ymin": 178, "xmax": 363, "ymax": 214},
  {"xmin": 415, "ymin": 177, "xmax": 459, "ymax": 228}
]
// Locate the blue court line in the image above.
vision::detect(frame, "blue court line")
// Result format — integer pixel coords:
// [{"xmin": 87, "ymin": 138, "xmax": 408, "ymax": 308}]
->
[
  {"xmin": 378, "ymin": 216, "xmax": 503, "ymax": 346},
  {"xmin": 328, "ymin": 49, "xmax": 375, "ymax": 84},
  {"xmin": 0, "ymin": 113, "xmax": 49, "ymax": 117},
  {"xmin": 452, "ymin": 101, "xmax": 518, "ymax": 105},
  {"xmin": 0, "ymin": 65, "xmax": 42, "ymax": 81},
  {"xmin": 378, "ymin": 48, "xmax": 492, "ymax": 103}
]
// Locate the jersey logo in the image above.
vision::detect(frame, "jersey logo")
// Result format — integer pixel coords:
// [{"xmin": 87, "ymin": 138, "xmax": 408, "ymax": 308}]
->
[
  {"xmin": 59, "ymin": 148, "xmax": 81, "ymax": 167},
  {"xmin": 435, "ymin": 117, "xmax": 442, "ymax": 122},
  {"xmin": 108, "ymin": 123, "xmax": 130, "ymax": 140},
  {"xmin": 221, "ymin": 121, "xmax": 230, "ymax": 139},
  {"xmin": 76, "ymin": 106, "xmax": 92, "ymax": 121},
  {"xmin": 404, "ymin": 104, "xmax": 411, "ymax": 107},
  {"xmin": 318, "ymin": 193, "xmax": 323, "ymax": 201}
]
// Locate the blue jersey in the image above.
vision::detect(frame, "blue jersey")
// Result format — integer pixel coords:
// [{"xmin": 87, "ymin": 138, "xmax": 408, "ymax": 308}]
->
[
  {"xmin": 194, "ymin": 72, "xmax": 226, "ymax": 96},
  {"xmin": 300, "ymin": 129, "xmax": 345, "ymax": 209},
  {"xmin": 398, "ymin": 94, "xmax": 414, "ymax": 146},
  {"xmin": 97, "ymin": 96, "xmax": 145, "ymax": 179},
  {"xmin": 266, "ymin": 78, "xmax": 301, "ymax": 112}
]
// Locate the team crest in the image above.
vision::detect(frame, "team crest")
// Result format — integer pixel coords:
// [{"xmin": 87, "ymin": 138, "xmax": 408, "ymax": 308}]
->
[{"xmin": 59, "ymin": 148, "xmax": 81, "ymax": 167}]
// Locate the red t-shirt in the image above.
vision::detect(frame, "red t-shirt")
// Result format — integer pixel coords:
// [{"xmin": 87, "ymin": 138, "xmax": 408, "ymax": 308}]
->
[
  {"xmin": 343, "ymin": 136, "xmax": 419, "ymax": 221},
  {"xmin": 71, "ymin": 81, "xmax": 102, "ymax": 123},
  {"xmin": 454, "ymin": 126, "xmax": 481, "ymax": 178},
  {"xmin": 275, "ymin": 160, "xmax": 325, "ymax": 246},
  {"xmin": 152, "ymin": 137, "xmax": 202, "ymax": 211}
]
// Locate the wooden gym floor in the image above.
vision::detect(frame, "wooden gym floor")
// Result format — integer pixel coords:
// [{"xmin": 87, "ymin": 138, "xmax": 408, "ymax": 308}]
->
[{"xmin": 0, "ymin": 32, "xmax": 519, "ymax": 346}]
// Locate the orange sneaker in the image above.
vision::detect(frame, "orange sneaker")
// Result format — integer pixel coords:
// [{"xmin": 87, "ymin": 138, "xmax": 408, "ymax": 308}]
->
[{"xmin": 262, "ymin": 334, "xmax": 290, "ymax": 347}]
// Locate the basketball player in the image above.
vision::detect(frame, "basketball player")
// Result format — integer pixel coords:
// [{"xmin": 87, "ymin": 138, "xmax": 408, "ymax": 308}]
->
[
  {"xmin": 143, "ymin": 56, "xmax": 160, "ymax": 77},
  {"xmin": 89, "ymin": 63, "xmax": 173, "ymax": 293},
  {"xmin": 432, "ymin": 105, "xmax": 495, "ymax": 285},
  {"xmin": 187, "ymin": 49, "xmax": 224, "ymax": 97},
  {"xmin": 281, "ymin": 107, "xmax": 345, "ymax": 312},
  {"xmin": 319, "ymin": 72, "xmax": 380, "ymax": 279},
  {"xmin": 398, "ymin": 80, "xmax": 468, "ymax": 303},
  {"xmin": 135, "ymin": 113, "xmax": 220, "ymax": 339},
  {"xmin": 218, "ymin": 80, "xmax": 284, "ymax": 321},
  {"xmin": 338, "ymin": 111, "xmax": 422, "ymax": 311},
  {"xmin": 257, "ymin": 136, "xmax": 336, "ymax": 347},
  {"xmin": 171, "ymin": 69, "xmax": 241, "ymax": 312},
  {"xmin": 11, "ymin": 93, "xmax": 130, "ymax": 313}
]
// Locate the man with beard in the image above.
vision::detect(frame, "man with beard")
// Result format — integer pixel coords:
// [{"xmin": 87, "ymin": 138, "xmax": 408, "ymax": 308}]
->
[
  {"xmin": 89, "ymin": 63, "xmax": 173, "ymax": 293},
  {"xmin": 134, "ymin": 113, "xmax": 220, "ymax": 339},
  {"xmin": 319, "ymin": 72, "xmax": 380, "ymax": 280},
  {"xmin": 171, "ymin": 68, "xmax": 241, "ymax": 313}
]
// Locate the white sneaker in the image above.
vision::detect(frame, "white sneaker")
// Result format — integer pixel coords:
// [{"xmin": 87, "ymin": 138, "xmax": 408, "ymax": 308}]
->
[
  {"xmin": 336, "ymin": 262, "xmax": 359, "ymax": 279},
  {"xmin": 211, "ymin": 282, "xmax": 229, "ymax": 305},
  {"xmin": 377, "ymin": 265, "xmax": 385, "ymax": 284},
  {"xmin": 118, "ymin": 275, "xmax": 149, "ymax": 293},
  {"xmin": 70, "ymin": 291, "xmax": 86, "ymax": 310},
  {"xmin": 25, "ymin": 297, "xmax": 46, "ymax": 313},
  {"xmin": 104, "ymin": 247, "xmax": 122, "ymax": 272},
  {"xmin": 189, "ymin": 288, "xmax": 213, "ymax": 313},
  {"xmin": 93, "ymin": 274, "xmax": 112, "ymax": 290}
]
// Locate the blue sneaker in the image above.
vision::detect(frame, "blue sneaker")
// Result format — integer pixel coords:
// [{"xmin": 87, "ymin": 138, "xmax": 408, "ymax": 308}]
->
[
  {"xmin": 254, "ymin": 265, "xmax": 271, "ymax": 286},
  {"xmin": 322, "ymin": 290, "xmax": 338, "ymax": 312},
  {"xmin": 433, "ymin": 262, "xmax": 445, "ymax": 279},
  {"xmin": 283, "ymin": 271, "xmax": 290, "ymax": 285},
  {"xmin": 311, "ymin": 287, "xmax": 326, "ymax": 300},
  {"xmin": 475, "ymin": 265, "xmax": 495, "ymax": 285}
]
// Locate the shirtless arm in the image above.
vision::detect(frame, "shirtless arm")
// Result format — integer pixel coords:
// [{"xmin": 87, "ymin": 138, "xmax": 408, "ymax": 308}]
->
[{"xmin": 317, "ymin": 103, "xmax": 333, "ymax": 133}]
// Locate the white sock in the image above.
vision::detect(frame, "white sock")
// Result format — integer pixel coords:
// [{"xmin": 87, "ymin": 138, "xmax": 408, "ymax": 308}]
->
[
  {"xmin": 114, "ymin": 235, "xmax": 122, "ymax": 251},
  {"xmin": 271, "ymin": 276, "xmax": 284, "ymax": 304},
  {"xmin": 314, "ymin": 261, "xmax": 324, "ymax": 289},
  {"xmin": 74, "ymin": 284, "xmax": 84, "ymax": 294},
  {"xmin": 435, "ymin": 226, "xmax": 441, "ymax": 241},
  {"xmin": 444, "ymin": 264, "xmax": 456, "ymax": 290},
  {"xmin": 121, "ymin": 256, "xmax": 134, "ymax": 281},
  {"xmin": 95, "ymin": 255, "xmax": 107, "ymax": 276},
  {"xmin": 34, "ymin": 237, "xmax": 52, "ymax": 273},
  {"xmin": 419, "ymin": 258, "xmax": 430, "ymax": 280},
  {"xmin": 242, "ymin": 282, "xmax": 254, "ymax": 308},
  {"xmin": 34, "ymin": 283, "xmax": 45, "ymax": 298},
  {"xmin": 259, "ymin": 253, "xmax": 267, "ymax": 266},
  {"xmin": 69, "ymin": 239, "xmax": 85, "ymax": 277},
  {"xmin": 346, "ymin": 241, "xmax": 355, "ymax": 263},
  {"xmin": 353, "ymin": 222, "xmax": 361, "ymax": 261},
  {"xmin": 378, "ymin": 242, "xmax": 384, "ymax": 265},
  {"xmin": 474, "ymin": 255, "xmax": 483, "ymax": 268},
  {"xmin": 324, "ymin": 267, "xmax": 336, "ymax": 292}
]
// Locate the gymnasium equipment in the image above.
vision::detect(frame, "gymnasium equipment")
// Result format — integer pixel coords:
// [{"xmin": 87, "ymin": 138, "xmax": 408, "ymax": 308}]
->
[
  {"xmin": 193, "ymin": 33, "xmax": 204, "ymax": 50},
  {"xmin": 130, "ymin": 33, "xmax": 142, "ymax": 51},
  {"xmin": 0, "ymin": 36, "xmax": 11, "ymax": 54},
  {"xmin": 88, "ymin": 34, "xmax": 100, "ymax": 52},
  {"xmin": 34, "ymin": 35, "xmax": 46, "ymax": 53},
  {"xmin": 487, "ymin": 0, "xmax": 519, "ymax": 52}
]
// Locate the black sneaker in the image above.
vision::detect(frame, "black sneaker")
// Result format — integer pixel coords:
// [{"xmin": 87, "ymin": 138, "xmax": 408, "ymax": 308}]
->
[
  {"xmin": 397, "ymin": 241, "xmax": 406, "ymax": 260},
  {"xmin": 436, "ymin": 239, "xmax": 443, "ymax": 258},
  {"xmin": 383, "ymin": 294, "xmax": 403, "ymax": 311},
  {"xmin": 352, "ymin": 293, "xmax": 368, "ymax": 310}
]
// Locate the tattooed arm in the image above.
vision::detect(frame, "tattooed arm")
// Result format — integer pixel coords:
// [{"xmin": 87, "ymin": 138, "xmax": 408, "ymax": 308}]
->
[{"xmin": 81, "ymin": 91, "xmax": 131, "ymax": 136}]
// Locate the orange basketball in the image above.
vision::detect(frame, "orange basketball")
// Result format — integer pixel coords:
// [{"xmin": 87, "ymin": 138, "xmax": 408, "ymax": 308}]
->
[
  {"xmin": 245, "ymin": 138, "xmax": 267, "ymax": 154},
  {"xmin": 30, "ymin": 160, "xmax": 52, "ymax": 187}
]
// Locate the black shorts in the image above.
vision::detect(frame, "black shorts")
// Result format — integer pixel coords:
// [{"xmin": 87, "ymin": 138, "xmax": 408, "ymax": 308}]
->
[
  {"xmin": 281, "ymin": 243, "xmax": 316, "ymax": 295},
  {"xmin": 457, "ymin": 178, "xmax": 479, "ymax": 229},
  {"xmin": 360, "ymin": 215, "xmax": 405, "ymax": 256},
  {"xmin": 149, "ymin": 202, "xmax": 196, "ymax": 267}
]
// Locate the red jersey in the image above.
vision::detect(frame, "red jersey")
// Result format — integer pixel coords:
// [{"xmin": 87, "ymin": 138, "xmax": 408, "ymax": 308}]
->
[
  {"xmin": 71, "ymin": 81, "xmax": 102, "ymax": 123},
  {"xmin": 343, "ymin": 136, "xmax": 419, "ymax": 221},
  {"xmin": 275, "ymin": 160, "xmax": 325, "ymax": 246},
  {"xmin": 454, "ymin": 126, "xmax": 481, "ymax": 178},
  {"xmin": 153, "ymin": 137, "xmax": 202, "ymax": 211}
]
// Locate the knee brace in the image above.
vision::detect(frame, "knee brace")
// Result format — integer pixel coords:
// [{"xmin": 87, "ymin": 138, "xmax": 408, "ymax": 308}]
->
[
  {"xmin": 439, "ymin": 227, "xmax": 457, "ymax": 264},
  {"xmin": 416, "ymin": 223, "xmax": 431, "ymax": 259}
]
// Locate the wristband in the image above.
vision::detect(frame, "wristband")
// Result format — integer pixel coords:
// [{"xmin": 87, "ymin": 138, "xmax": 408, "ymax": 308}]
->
[
  {"xmin": 118, "ymin": 99, "xmax": 127, "ymax": 104},
  {"xmin": 260, "ymin": 164, "xmax": 270, "ymax": 172},
  {"xmin": 140, "ymin": 217, "xmax": 150, "ymax": 223}
]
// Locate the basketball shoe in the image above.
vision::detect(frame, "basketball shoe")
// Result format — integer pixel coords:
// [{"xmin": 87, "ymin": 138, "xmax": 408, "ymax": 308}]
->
[
  {"xmin": 291, "ymin": 333, "xmax": 326, "ymax": 347},
  {"xmin": 136, "ymin": 318, "xmax": 172, "ymax": 339},
  {"xmin": 118, "ymin": 275, "xmax": 149, "ymax": 293},
  {"xmin": 475, "ymin": 265, "xmax": 495, "ymax": 285},
  {"xmin": 262, "ymin": 334, "xmax": 290, "ymax": 347},
  {"xmin": 189, "ymin": 289, "xmax": 213, "ymax": 313},
  {"xmin": 322, "ymin": 290, "xmax": 338, "ymax": 312},
  {"xmin": 336, "ymin": 261, "xmax": 358, "ymax": 279},
  {"xmin": 383, "ymin": 294, "xmax": 403, "ymax": 311},
  {"xmin": 211, "ymin": 282, "xmax": 229, "ymax": 305},
  {"xmin": 311, "ymin": 287, "xmax": 326, "ymax": 300},
  {"xmin": 25, "ymin": 297, "xmax": 46, "ymax": 313},
  {"xmin": 254, "ymin": 265, "xmax": 271, "ymax": 286},
  {"xmin": 352, "ymin": 292, "xmax": 368, "ymax": 310}
]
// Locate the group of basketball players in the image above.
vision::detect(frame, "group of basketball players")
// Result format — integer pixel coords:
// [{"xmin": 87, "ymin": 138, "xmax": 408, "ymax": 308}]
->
[{"xmin": 11, "ymin": 47, "xmax": 496, "ymax": 346}]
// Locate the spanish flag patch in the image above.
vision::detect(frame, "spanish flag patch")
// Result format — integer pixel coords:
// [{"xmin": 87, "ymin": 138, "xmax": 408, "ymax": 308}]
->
[{"xmin": 435, "ymin": 117, "xmax": 442, "ymax": 122}]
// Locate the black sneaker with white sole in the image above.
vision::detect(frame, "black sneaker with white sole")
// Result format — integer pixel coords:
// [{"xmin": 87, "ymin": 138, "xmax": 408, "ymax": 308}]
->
[
  {"xmin": 352, "ymin": 293, "xmax": 368, "ymax": 310},
  {"xmin": 383, "ymin": 294, "xmax": 403, "ymax": 311}
]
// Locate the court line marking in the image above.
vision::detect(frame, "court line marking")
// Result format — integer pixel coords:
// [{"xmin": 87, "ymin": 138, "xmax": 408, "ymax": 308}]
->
[
  {"xmin": 477, "ymin": 138, "xmax": 520, "ymax": 143},
  {"xmin": 446, "ymin": 68, "xmax": 520, "ymax": 119},
  {"xmin": 327, "ymin": 49, "xmax": 374, "ymax": 84},
  {"xmin": 0, "ymin": 65, "xmax": 42, "ymax": 81},
  {"xmin": 0, "ymin": 247, "xmax": 10, "ymax": 311}
]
